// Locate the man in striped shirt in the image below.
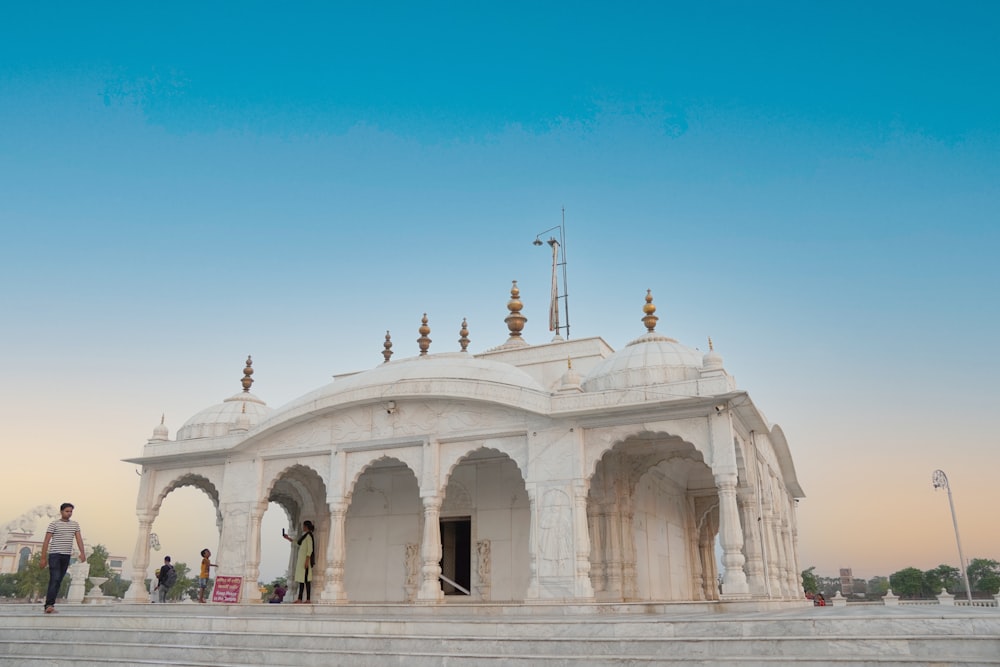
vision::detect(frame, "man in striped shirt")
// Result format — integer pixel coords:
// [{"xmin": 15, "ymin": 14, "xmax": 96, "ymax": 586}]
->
[{"xmin": 39, "ymin": 502, "xmax": 86, "ymax": 614}]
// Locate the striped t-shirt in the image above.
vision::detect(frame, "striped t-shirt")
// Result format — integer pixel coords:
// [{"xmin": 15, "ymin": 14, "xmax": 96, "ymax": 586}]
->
[{"xmin": 45, "ymin": 519, "xmax": 80, "ymax": 555}]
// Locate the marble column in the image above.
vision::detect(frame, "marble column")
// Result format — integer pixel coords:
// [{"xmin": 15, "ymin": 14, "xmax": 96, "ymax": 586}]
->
[
  {"xmin": 524, "ymin": 485, "xmax": 539, "ymax": 599},
  {"xmin": 620, "ymin": 503, "xmax": 638, "ymax": 600},
  {"xmin": 761, "ymin": 505, "xmax": 780, "ymax": 599},
  {"xmin": 781, "ymin": 518, "xmax": 798, "ymax": 598},
  {"xmin": 123, "ymin": 514, "xmax": 154, "ymax": 602},
  {"xmin": 572, "ymin": 481, "xmax": 595, "ymax": 599},
  {"xmin": 587, "ymin": 506, "xmax": 605, "ymax": 594},
  {"xmin": 417, "ymin": 494, "xmax": 443, "ymax": 602},
  {"xmin": 242, "ymin": 503, "xmax": 264, "ymax": 603},
  {"xmin": 323, "ymin": 501, "xmax": 348, "ymax": 602},
  {"xmin": 738, "ymin": 492, "xmax": 767, "ymax": 597},
  {"xmin": 715, "ymin": 472, "xmax": 750, "ymax": 598}
]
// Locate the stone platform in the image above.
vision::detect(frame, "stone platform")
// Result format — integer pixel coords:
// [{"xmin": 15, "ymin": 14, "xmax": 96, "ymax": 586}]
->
[{"xmin": 1, "ymin": 601, "xmax": 998, "ymax": 666}]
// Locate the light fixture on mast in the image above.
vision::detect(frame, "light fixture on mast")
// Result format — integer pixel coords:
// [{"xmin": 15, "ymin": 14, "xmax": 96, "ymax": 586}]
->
[
  {"xmin": 532, "ymin": 208, "xmax": 570, "ymax": 340},
  {"xmin": 932, "ymin": 470, "xmax": 972, "ymax": 602}
]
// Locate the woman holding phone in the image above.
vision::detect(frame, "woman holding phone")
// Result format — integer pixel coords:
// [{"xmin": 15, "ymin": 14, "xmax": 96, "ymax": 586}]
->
[{"xmin": 282, "ymin": 520, "xmax": 315, "ymax": 603}]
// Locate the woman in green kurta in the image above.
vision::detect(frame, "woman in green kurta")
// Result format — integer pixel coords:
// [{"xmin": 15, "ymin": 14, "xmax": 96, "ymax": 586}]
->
[{"xmin": 282, "ymin": 520, "xmax": 315, "ymax": 603}]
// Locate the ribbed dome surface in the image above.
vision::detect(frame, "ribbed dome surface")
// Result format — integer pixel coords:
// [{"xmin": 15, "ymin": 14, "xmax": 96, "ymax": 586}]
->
[
  {"xmin": 316, "ymin": 352, "xmax": 546, "ymax": 399},
  {"xmin": 177, "ymin": 392, "xmax": 272, "ymax": 440},
  {"xmin": 581, "ymin": 332, "xmax": 703, "ymax": 392}
]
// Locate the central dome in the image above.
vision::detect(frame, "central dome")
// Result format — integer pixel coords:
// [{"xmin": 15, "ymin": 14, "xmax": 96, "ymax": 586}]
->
[
  {"xmin": 582, "ymin": 290, "xmax": 703, "ymax": 392},
  {"xmin": 582, "ymin": 332, "xmax": 703, "ymax": 392},
  {"xmin": 326, "ymin": 352, "xmax": 546, "ymax": 397}
]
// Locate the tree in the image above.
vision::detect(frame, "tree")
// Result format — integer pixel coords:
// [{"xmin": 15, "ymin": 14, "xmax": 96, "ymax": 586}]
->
[
  {"xmin": 103, "ymin": 574, "xmax": 130, "ymax": 599},
  {"xmin": 16, "ymin": 553, "xmax": 48, "ymax": 601},
  {"xmin": 0, "ymin": 573, "xmax": 19, "ymax": 598},
  {"xmin": 924, "ymin": 564, "xmax": 960, "ymax": 596},
  {"xmin": 889, "ymin": 567, "xmax": 926, "ymax": 599},
  {"xmin": 168, "ymin": 562, "xmax": 193, "ymax": 601},
  {"xmin": 967, "ymin": 558, "xmax": 1000, "ymax": 596},
  {"xmin": 800, "ymin": 567, "xmax": 819, "ymax": 595},
  {"xmin": 86, "ymin": 545, "xmax": 112, "ymax": 579},
  {"xmin": 867, "ymin": 576, "xmax": 889, "ymax": 599}
]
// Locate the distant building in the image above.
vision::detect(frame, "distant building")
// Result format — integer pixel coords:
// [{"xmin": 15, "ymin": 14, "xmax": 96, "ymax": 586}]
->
[
  {"xmin": 840, "ymin": 568, "xmax": 853, "ymax": 595},
  {"xmin": 123, "ymin": 285, "xmax": 806, "ymax": 606},
  {"xmin": 0, "ymin": 530, "xmax": 127, "ymax": 576}
]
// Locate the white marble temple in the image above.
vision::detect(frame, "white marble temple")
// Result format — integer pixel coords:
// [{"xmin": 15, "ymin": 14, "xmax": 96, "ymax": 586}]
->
[{"xmin": 122, "ymin": 287, "xmax": 805, "ymax": 609}]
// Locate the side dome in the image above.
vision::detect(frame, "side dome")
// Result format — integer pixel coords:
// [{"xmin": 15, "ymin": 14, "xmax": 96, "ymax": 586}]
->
[
  {"xmin": 177, "ymin": 356, "xmax": 273, "ymax": 440},
  {"xmin": 582, "ymin": 290, "xmax": 703, "ymax": 392},
  {"xmin": 177, "ymin": 392, "xmax": 272, "ymax": 440}
]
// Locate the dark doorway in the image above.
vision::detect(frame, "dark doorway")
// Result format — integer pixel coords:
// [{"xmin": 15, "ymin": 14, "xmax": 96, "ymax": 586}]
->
[{"xmin": 439, "ymin": 517, "xmax": 471, "ymax": 595}]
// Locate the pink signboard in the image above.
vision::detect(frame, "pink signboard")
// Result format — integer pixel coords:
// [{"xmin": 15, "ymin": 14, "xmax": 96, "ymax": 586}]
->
[{"xmin": 211, "ymin": 576, "xmax": 243, "ymax": 603}]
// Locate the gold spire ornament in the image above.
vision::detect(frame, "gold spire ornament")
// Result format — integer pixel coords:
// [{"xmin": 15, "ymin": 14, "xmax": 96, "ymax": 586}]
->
[
  {"xmin": 641, "ymin": 290, "xmax": 658, "ymax": 332},
  {"xmin": 241, "ymin": 355, "xmax": 254, "ymax": 392},
  {"xmin": 504, "ymin": 280, "xmax": 527, "ymax": 339},
  {"xmin": 459, "ymin": 318, "xmax": 470, "ymax": 352},
  {"xmin": 708, "ymin": 336, "xmax": 714, "ymax": 351},
  {"xmin": 383, "ymin": 330, "xmax": 393, "ymax": 363},
  {"xmin": 417, "ymin": 314, "xmax": 432, "ymax": 356}
]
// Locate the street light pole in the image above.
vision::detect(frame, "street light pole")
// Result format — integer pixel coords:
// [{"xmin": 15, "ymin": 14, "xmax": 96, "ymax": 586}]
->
[
  {"xmin": 532, "ymin": 208, "xmax": 570, "ymax": 340},
  {"xmin": 931, "ymin": 470, "xmax": 973, "ymax": 602}
]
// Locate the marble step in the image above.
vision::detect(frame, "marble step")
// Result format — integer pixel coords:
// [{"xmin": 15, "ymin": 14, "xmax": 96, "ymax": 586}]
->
[{"xmin": 1, "ymin": 606, "xmax": 998, "ymax": 667}]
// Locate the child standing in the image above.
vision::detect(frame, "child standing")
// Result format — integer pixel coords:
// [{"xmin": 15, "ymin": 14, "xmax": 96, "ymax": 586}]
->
[{"xmin": 198, "ymin": 548, "xmax": 216, "ymax": 603}]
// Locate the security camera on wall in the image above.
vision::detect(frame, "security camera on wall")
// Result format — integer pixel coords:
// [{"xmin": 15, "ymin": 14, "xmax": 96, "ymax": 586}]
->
[{"xmin": 714, "ymin": 405, "xmax": 725, "ymax": 414}]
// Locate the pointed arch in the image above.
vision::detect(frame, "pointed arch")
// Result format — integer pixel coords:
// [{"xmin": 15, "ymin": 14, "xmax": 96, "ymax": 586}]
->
[
  {"xmin": 440, "ymin": 445, "xmax": 531, "ymax": 601},
  {"xmin": 346, "ymin": 450, "xmax": 422, "ymax": 500},
  {"xmin": 152, "ymin": 472, "xmax": 222, "ymax": 524},
  {"xmin": 344, "ymin": 455, "xmax": 421, "ymax": 602},
  {"xmin": 264, "ymin": 463, "xmax": 327, "ymax": 522},
  {"xmin": 587, "ymin": 432, "xmax": 715, "ymax": 602}
]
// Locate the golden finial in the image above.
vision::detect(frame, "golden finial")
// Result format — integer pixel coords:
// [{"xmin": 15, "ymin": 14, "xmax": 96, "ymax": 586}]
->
[
  {"xmin": 641, "ymin": 290, "xmax": 658, "ymax": 332},
  {"xmin": 708, "ymin": 336, "xmax": 714, "ymax": 351},
  {"xmin": 160, "ymin": 413, "xmax": 165, "ymax": 425},
  {"xmin": 504, "ymin": 280, "xmax": 527, "ymax": 339},
  {"xmin": 241, "ymin": 355, "xmax": 254, "ymax": 392},
  {"xmin": 459, "ymin": 318, "xmax": 470, "ymax": 352},
  {"xmin": 382, "ymin": 330, "xmax": 393, "ymax": 363},
  {"xmin": 567, "ymin": 356, "xmax": 573, "ymax": 370},
  {"xmin": 417, "ymin": 314, "xmax": 431, "ymax": 356}
]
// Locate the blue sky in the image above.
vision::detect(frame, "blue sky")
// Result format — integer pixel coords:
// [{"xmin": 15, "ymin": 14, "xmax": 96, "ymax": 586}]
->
[{"xmin": 1, "ymin": 3, "xmax": 998, "ymax": 581}]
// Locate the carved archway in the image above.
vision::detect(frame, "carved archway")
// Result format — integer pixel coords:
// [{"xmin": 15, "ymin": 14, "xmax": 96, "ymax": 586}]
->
[{"xmin": 587, "ymin": 432, "xmax": 715, "ymax": 602}]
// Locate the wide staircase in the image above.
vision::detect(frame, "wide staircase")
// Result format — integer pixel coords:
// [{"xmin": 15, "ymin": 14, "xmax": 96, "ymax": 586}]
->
[{"xmin": 1, "ymin": 601, "xmax": 998, "ymax": 666}]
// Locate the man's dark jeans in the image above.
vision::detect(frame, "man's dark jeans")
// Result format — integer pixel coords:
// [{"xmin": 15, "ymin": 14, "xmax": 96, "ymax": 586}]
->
[{"xmin": 45, "ymin": 553, "xmax": 71, "ymax": 608}]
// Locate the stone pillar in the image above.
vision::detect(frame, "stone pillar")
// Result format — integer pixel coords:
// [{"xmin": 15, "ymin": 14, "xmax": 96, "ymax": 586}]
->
[
  {"xmin": 66, "ymin": 561, "xmax": 90, "ymax": 603},
  {"xmin": 524, "ymin": 485, "xmax": 540, "ymax": 599},
  {"xmin": 587, "ymin": 504, "xmax": 605, "ymax": 594},
  {"xmin": 715, "ymin": 472, "xmax": 750, "ymax": 598},
  {"xmin": 242, "ymin": 503, "xmax": 264, "ymax": 603},
  {"xmin": 123, "ymin": 514, "xmax": 154, "ymax": 602},
  {"xmin": 936, "ymin": 589, "xmax": 956, "ymax": 606},
  {"xmin": 781, "ymin": 517, "xmax": 798, "ymax": 598},
  {"xmin": 688, "ymin": 497, "xmax": 708, "ymax": 601},
  {"xmin": 417, "ymin": 494, "xmax": 443, "ymax": 602},
  {"xmin": 572, "ymin": 481, "xmax": 595, "ymax": 599},
  {"xmin": 699, "ymin": 523, "xmax": 717, "ymax": 600},
  {"xmin": 620, "ymin": 501, "xmax": 638, "ymax": 600},
  {"xmin": 789, "ymin": 497, "xmax": 805, "ymax": 598},
  {"xmin": 761, "ymin": 489, "xmax": 781, "ymax": 599},
  {"xmin": 738, "ymin": 493, "xmax": 766, "ymax": 597},
  {"xmin": 323, "ymin": 501, "xmax": 348, "ymax": 602}
]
